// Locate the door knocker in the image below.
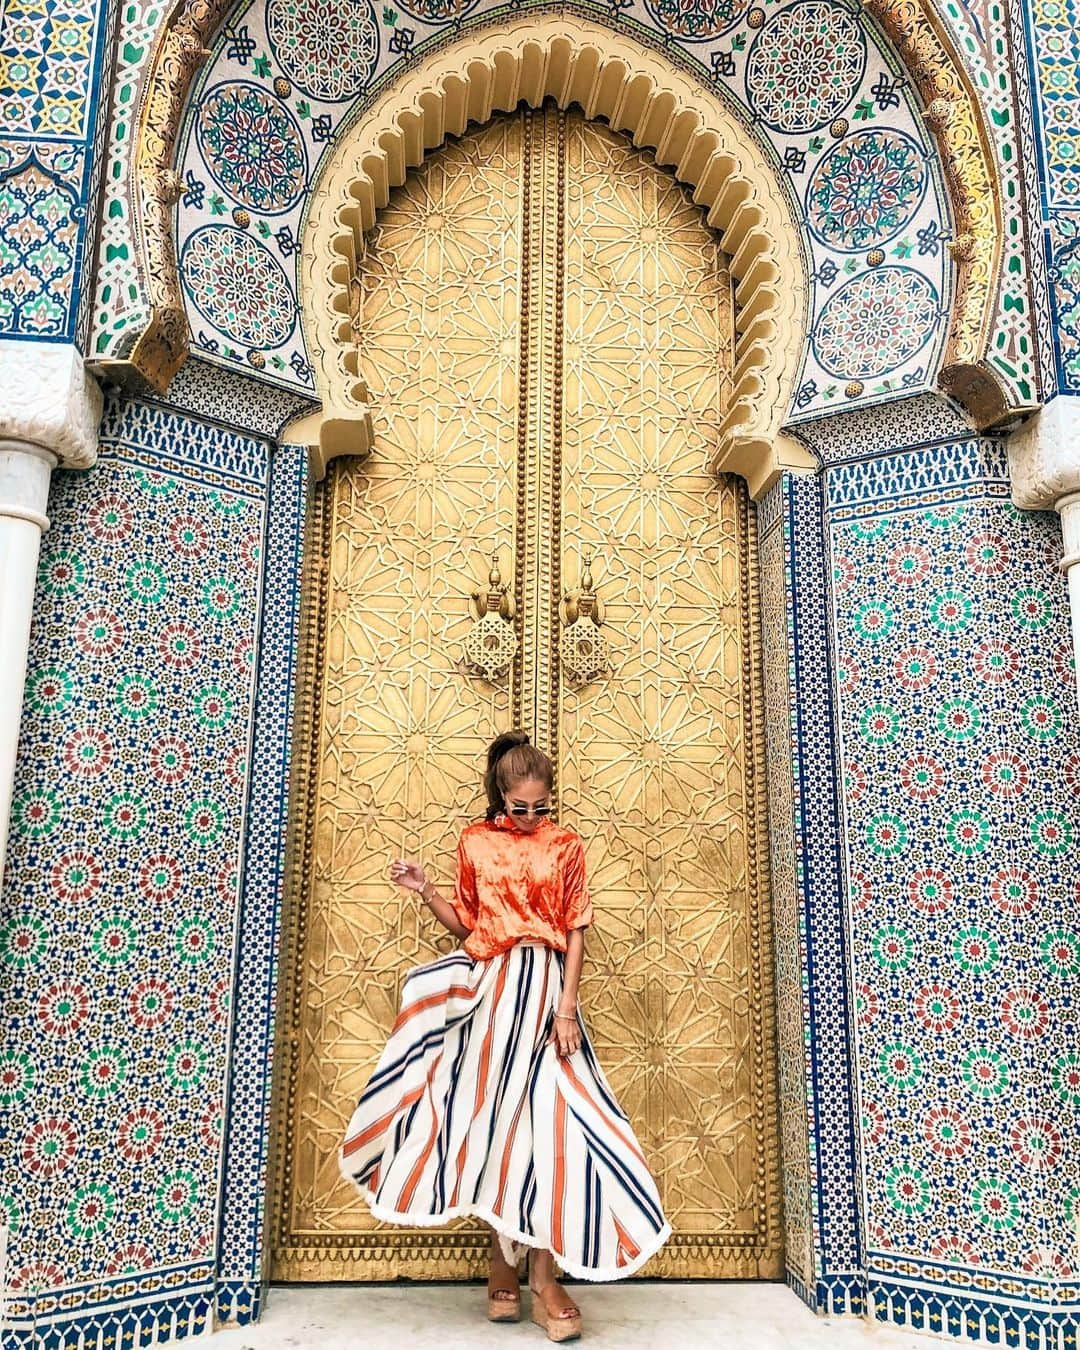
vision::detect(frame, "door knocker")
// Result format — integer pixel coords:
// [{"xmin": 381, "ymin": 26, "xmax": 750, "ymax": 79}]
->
[
  {"xmin": 560, "ymin": 553, "xmax": 611, "ymax": 686},
  {"xmin": 463, "ymin": 553, "xmax": 519, "ymax": 682}
]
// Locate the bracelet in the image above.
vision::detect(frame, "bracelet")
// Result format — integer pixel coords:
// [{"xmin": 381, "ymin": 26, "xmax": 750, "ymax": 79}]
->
[
  {"xmin": 554, "ymin": 1012, "xmax": 578, "ymax": 1021},
  {"xmin": 419, "ymin": 881, "xmax": 435, "ymax": 904}
]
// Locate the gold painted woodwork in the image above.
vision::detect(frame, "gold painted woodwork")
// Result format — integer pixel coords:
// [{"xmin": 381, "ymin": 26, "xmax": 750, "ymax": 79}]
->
[
  {"xmin": 271, "ymin": 106, "xmax": 782, "ymax": 1281},
  {"xmin": 515, "ymin": 105, "xmax": 564, "ymax": 762},
  {"xmin": 559, "ymin": 114, "xmax": 780, "ymax": 1261}
]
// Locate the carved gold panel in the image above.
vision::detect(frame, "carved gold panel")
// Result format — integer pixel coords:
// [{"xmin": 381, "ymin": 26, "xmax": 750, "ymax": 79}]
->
[
  {"xmin": 272, "ymin": 106, "xmax": 781, "ymax": 1282},
  {"xmin": 559, "ymin": 116, "xmax": 779, "ymax": 1272}
]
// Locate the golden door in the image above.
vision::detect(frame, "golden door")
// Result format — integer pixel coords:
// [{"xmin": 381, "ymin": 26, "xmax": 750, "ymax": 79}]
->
[{"xmin": 271, "ymin": 105, "xmax": 782, "ymax": 1280}]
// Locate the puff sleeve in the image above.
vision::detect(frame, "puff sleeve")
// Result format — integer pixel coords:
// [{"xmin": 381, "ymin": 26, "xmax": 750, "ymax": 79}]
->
[
  {"xmin": 451, "ymin": 832, "xmax": 479, "ymax": 931},
  {"xmin": 562, "ymin": 836, "xmax": 593, "ymax": 932}
]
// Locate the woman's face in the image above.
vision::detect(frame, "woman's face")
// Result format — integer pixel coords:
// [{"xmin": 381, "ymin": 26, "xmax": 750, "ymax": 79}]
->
[{"xmin": 503, "ymin": 776, "xmax": 552, "ymax": 833}]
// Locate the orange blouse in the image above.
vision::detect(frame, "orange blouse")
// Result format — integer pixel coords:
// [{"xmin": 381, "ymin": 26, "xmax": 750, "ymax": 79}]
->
[{"xmin": 450, "ymin": 814, "xmax": 593, "ymax": 961}]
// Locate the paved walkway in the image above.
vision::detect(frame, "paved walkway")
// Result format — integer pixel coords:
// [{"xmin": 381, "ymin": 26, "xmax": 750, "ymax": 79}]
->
[{"xmin": 202, "ymin": 1283, "xmax": 940, "ymax": 1349}]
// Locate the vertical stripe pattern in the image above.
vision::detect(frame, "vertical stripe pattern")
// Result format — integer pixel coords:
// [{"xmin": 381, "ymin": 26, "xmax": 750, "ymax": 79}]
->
[{"xmin": 339, "ymin": 941, "xmax": 671, "ymax": 1280}]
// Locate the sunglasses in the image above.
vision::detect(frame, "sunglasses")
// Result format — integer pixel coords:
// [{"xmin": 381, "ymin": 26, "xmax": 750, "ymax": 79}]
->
[{"xmin": 508, "ymin": 804, "xmax": 552, "ymax": 816}]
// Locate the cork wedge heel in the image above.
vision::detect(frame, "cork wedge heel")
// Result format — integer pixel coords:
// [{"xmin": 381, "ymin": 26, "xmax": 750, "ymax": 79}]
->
[
  {"xmin": 529, "ymin": 1283, "xmax": 582, "ymax": 1342},
  {"xmin": 487, "ymin": 1285, "xmax": 522, "ymax": 1322},
  {"xmin": 487, "ymin": 1254, "xmax": 522, "ymax": 1322}
]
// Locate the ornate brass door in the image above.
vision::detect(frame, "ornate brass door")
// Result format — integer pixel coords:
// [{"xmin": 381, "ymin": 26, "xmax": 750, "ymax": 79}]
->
[{"xmin": 271, "ymin": 105, "xmax": 782, "ymax": 1281}]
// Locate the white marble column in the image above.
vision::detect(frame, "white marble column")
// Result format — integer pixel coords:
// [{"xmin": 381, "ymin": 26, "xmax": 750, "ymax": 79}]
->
[
  {"xmin": 1008, "ymin": 397, "xmax": 1080, "ymax": 713},
  {"xmin": 0, "ymin": 443, "xmax": 57, "ymax": 874},
  {"xmin": 0, "ymin": 340, "xmax": 101, "ymax": 883}
]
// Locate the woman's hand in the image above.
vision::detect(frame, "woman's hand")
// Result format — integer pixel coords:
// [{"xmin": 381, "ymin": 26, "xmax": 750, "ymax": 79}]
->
[
  {"xmin": 389, "ymin": 858, "xmax": 426, "ymax": 893},
  {"xmin": 548, "ymin": 1009, "xmax": 581, "ymax": 1058}
]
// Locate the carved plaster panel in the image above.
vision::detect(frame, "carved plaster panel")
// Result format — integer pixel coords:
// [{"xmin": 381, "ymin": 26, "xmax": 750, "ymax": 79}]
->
[{"xmin": 0, "ymin": 341, "xmax": 102, "ymax": 469}]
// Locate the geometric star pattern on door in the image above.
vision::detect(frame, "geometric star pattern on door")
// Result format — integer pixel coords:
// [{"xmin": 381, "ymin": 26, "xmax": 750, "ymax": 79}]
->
[{"xmin": 272, "ymin": 107, "xmax": 782, "ymax": 1280}]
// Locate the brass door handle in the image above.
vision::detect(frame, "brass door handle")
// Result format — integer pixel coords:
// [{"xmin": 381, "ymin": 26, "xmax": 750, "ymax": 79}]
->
[
  {"xmin": 560, "ymin": 553, "xmax": 610, "ymax": 685},
  {"xmin": 463, "ymin": 553, "xmax": 518, "ymax": 682}
]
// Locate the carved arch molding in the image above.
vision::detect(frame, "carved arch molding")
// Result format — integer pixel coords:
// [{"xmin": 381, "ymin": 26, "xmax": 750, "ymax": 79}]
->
[
  {"xmin": 111, "ymin": 2, "xmax": 1012, "ymax": 440},
  {"xmin": 301, "ymin": 20, "xmax": 809, "ymax": 498}
]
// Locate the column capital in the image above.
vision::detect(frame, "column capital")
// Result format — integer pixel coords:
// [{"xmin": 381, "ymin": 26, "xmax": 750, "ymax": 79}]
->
[
  {"xmin": 1007, "ymin": 397, "xmax": 1080, "ymax": 511},
  {"xmin": 0, "ymin": 340, "xmax": 102, "ymax": 470}
]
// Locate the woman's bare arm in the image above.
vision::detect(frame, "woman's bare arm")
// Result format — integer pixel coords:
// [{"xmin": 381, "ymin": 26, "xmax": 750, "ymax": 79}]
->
[
  {"xmin": 559, "ymin": 928, "xmax": 585, "ymax": 1012},
  {"xmin": 550, "ymin": 927, "xmax": 586, "ymax": 1056},
  {"xmin": 388, "ymin": 858, "xmax": 471, "ymax": 941},
  {"xmin": 419, "ymin": 881, "xmax": 472, "ymax": 942}
]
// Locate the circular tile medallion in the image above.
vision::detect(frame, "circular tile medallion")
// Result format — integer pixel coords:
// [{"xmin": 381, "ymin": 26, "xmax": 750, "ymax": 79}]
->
[
  {"xmin": 197, "ymin": 82, "xmax": 307, "ymax": 215},
  {"xmin": 813, "ymin": 266, "xmax": 939, "ymax": 378},
  {"xmin": 806, "ymin": 128, "xmax": 928, "ymax": 251},
  {"xmin": 181, "ymin": 226, "xmax": 296, "ymax": 349},
  {"xmin": 746, "ymin": 1, "xmax": 866, "ymax": 134}
]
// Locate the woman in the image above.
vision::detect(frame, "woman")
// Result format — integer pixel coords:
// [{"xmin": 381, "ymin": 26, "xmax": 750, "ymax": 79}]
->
[{"xmin": 339, "ymin": 731, "xmax": 670, "ymax": 1341}]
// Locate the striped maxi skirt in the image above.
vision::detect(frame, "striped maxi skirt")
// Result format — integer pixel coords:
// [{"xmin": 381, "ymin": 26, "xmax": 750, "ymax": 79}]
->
[{"xmin": 339, "ymin": 940, "xmax": 671, "ymax": 1280}]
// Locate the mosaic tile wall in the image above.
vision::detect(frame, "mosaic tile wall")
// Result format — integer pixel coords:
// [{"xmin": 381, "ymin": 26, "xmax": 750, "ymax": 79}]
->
[
  {"xmin": 0, "ymin": 395, "xmax": 273, "ymax": 1345},
  {"xmin": 824, "ymin": 436, "xmax": 1080, "ymax": 1345},
  {"xmin": 794, "ymin": 389, "xmax": 973, "ymax": 464},
  {"xmin": 773, "ymin": 470, "xmax": 868, "ymax": 1315},
  {"xmin": 757, "ymin": 474, "xmax": 865, "ymax": 1314},
  {"xmin": 1019, "ymin": 0, "xmax": 1080, "ymax": 393},
  {"xmin": 0, "ymin": 0, "xmax": 114, "ymax": 345},
  {"xmin": 1048, "ymin": 217, "xmax": 1080, "ymax": 392},
  {"xmin": 214, "ymin": 440, "xmax": 307, "ymax": 1326},
  {"xmin": 160, "ymin": 354, "xmax": 318, "ymax": 439}
]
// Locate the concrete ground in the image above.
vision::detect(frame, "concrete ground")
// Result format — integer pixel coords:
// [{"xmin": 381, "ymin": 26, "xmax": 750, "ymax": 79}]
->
[{"xmin": 201, "ymin": 1282, "xmax": 942, "ymax": 1350}]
